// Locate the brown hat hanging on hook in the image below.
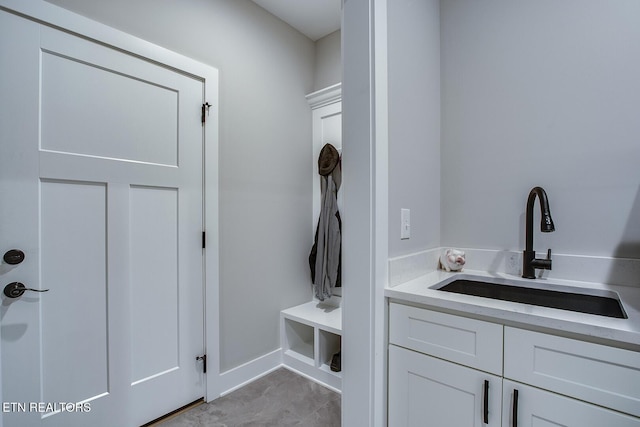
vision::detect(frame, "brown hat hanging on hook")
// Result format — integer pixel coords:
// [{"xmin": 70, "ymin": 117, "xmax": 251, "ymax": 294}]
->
[{"xmin": 318, "ymin": 143, "xmax": 340, "ymax": 176}]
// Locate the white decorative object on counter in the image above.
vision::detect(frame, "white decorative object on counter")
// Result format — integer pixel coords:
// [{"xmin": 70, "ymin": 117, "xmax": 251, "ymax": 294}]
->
[{"xmin": 439, "ymin": 248, "xmax": 466, "ymax": 271}]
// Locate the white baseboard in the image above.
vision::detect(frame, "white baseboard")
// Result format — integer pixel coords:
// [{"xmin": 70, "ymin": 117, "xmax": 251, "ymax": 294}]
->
[
  {"xmin": 213, "ymin": 349, "xmax": 282, "ymax": 400},
  {"xmin": 281, "ymin": 364, "xmax": 341, "ymax": 394},
  {"xmin": 211, "ymin": 347, "xmax": 342, "ymax": 402}
]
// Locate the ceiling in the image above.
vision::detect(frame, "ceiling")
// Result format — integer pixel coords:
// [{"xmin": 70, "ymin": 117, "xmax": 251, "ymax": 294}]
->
[{"xmin": 251, "ymin": 0, "xmax": 341, "ymax": 41}]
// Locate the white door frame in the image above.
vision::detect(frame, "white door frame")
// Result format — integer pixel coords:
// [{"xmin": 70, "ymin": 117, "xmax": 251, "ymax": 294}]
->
[
  {"xmin": 341, "ymin": 0, "xmax": 389, "ymax": 426},
  {"xmin": 0, "ymin": 0, "xmax": 221, "ymax": 405}
]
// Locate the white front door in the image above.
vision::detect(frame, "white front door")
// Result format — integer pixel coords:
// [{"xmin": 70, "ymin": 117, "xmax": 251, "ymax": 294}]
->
[{"xmin": 1, "ymin": 10, "xmax": 205, "ymax": 427}]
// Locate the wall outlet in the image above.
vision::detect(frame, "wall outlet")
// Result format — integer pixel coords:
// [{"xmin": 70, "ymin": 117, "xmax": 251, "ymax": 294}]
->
[{"xmin": 401, "ymin": 208, "xmax": 410, "ymax": 239}]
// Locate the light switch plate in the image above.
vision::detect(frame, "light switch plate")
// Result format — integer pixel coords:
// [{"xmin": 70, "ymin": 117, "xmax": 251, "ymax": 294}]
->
[{"xmin": 401, "ymin": 208, "xmax": 410, "ymax": 239}]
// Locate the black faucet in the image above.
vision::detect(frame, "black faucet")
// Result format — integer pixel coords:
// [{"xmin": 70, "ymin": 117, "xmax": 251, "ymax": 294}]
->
[{"xmin": 522, "ymin": 187, "xmax": 555, "ymax": 279}]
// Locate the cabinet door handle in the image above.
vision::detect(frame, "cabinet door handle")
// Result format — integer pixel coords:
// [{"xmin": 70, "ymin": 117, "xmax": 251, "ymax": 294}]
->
[
  {"xmin": 483, "ymin": 379, "xmax": 489, "ymax": 424},
  {"xmin": 512, "ymin": 389, "xmax": 519, "ymax": 427}
]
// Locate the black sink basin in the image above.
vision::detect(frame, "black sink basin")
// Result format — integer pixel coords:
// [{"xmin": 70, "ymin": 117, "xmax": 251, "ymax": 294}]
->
[{"xmin": 437, "ymin": 279, "xmax": 626, "ymax": 319}]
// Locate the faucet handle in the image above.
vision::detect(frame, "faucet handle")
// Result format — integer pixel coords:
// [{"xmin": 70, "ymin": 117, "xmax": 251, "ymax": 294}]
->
[{"xmin": 545, "ymin": 248, "xmax": 553, "ymax": 271}]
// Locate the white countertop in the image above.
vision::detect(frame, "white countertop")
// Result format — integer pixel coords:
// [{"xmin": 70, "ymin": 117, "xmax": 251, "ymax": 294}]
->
[{"xmin": 385, "ymin": 269, "xmax": 640, "ymax": 350}]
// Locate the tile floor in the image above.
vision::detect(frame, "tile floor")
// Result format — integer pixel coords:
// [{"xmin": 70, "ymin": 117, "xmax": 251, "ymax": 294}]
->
[{"xmin": 156, "ymin": 368, "xmax": 341, "ymax": 426}]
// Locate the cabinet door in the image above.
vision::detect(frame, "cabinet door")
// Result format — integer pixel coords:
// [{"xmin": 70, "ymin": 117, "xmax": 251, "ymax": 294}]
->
[
  {"xmin": 389, "ymin": 345, "xmax": 501, "ymax": 427},
  {"xmin": 504, "ymin": 327, "xmax": 640, "ymax": 418},
  {"xmin": 502, "ymin": 380, "xmax": 640, "ymax": 427}
]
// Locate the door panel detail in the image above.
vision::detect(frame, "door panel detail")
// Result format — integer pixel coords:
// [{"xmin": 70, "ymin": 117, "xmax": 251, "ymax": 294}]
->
[
  {"xmin": 40, "ymin": 180, "xmax": 109, "ymax": 405},
  {"xmin": 130, "ymin": 186, "xmax": 180, "ymax": 384},
  {"xmin": 39, "ymin": 27, "xmax": 183, "ymax": 167}
]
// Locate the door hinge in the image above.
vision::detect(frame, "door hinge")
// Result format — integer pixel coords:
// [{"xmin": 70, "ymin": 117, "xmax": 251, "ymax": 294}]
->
[
  {"xmin": 201, "ymin": 102, "xmax": 212, "ymax": 124},
  {"xmin": 196, "ymin": 354, "xmax": 207, "ymax": 373},
  {"xmin": 202, "ymin": 231, "xmax": 206, "ymax": 249}
]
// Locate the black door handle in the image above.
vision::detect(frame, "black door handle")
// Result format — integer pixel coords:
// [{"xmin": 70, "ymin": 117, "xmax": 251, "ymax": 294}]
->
[
  {"xmin": 512, "ymin": 389, "xmax": 519, "ymax": 427},
  {"xmin": 3, "ymin": 282, "xmax": 49, "ymax": 298},
  {"xmin": 483, "ymin": 379, "xmax": 489, "ymax": 424}
]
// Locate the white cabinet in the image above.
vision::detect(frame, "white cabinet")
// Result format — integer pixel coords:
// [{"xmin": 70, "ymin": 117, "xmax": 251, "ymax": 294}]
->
[
  {"xmin": 502, "ymin": 381, "xmax": 640, "ymax": 427},
  {"xmin": 388, "ymin": 302, "xmax": 640, "ymax": 426},
  {"xmin": 389, "ymin": 303, "xmax": 503, "ymax": 426},
  {"xmin": 280, "ymin": 301, "xmax": 342, "ymax": 392},
  {"xmin": 389, "ymin": 345, "xmax": 501, "ymax": 426},
  {"xmin": 503, "ymin": 327, "xmax": 640, "ymax": 427},
  {"xmin": 503, "ymin": 327, "xmax": 640, "ymax": 419},
  {"xmin": 278, "ymin": 85, "xmax": 343, "ymax": 391}
]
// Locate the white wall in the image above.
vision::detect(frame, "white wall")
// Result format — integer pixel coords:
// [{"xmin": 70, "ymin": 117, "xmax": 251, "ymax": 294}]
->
[
  {"xmin": 441, "ymin": 0, "xmax": 640, "ymax": 260},
  {"xmin": 314, "ymin": 29, "xmax": 341, "ymax": 91},
  {"xmin": 387, "ymin": 0, "xmax": 440, "ymax": 258},
  {"xmin": 44, "ymin": 0, "xmax": 316, "ymax": 372}
]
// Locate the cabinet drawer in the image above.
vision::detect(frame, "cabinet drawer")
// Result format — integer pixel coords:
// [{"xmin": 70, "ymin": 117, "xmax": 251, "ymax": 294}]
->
[
  {"xmin": 389, "ymin": 303, "xmax": 503, "ymax": 375},
  {"xmin": 504, "ymin": 327, "xmax": 640, "ymax": 417}
]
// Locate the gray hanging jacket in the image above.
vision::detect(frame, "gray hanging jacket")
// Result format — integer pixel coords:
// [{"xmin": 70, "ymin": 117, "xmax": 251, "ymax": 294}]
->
[{"xmin": 309, "ymin": 144, "xmax": 342, "ymax": 301}]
